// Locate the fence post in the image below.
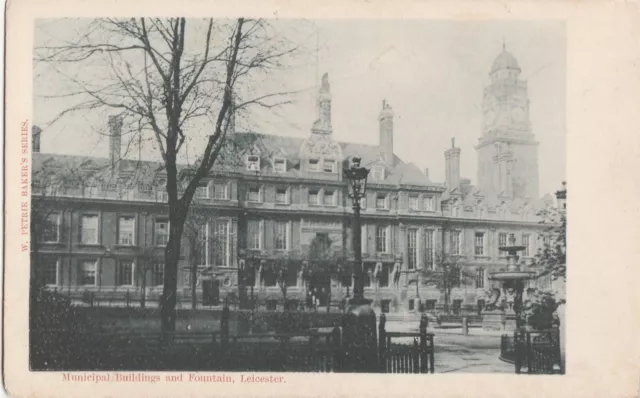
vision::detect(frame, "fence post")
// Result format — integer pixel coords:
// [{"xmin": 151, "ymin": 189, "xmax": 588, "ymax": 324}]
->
[
  {"xmin": 378, "ymin": 313, "xmax": 386, "ymax": 373},
  {"xmin": 419, "ymin": 313, "xmax": 428, "ymax": 373},
  {"xmin": 332, "ymin": 326, "xmax": 342, "ymax": 372},
  {"xmin": 526, "ymin": 331, "xmax": 532, "ymax": 374},
  {"xmin": 462, "ymin": 316, "xmax": 468, "ymax": 336},
  {"xmin": 555, "ymin": 328, "xmax": 563, "ymax": 374},
  {"xmin": 514, "ymin": 331, "xmax": 522, "ymax": 374},
  {"xmin": 221, "ymin": 305, "xmax": 230, "ymax": 345}
]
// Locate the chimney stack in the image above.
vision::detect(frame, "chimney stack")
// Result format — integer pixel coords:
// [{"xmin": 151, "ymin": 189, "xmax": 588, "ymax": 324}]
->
[
  {"xmin": 445, "ymin": 137, "xmax": 461, "ymax": 191},
  {"xmin": 379, "ymin": 99, "xmax": 395, "ymax": 166},
  {"xmin": 108, "ymin": 115, "xmax": 123, "ymax": 171},
  {"xmin": 32, "ymin": 125, "xmax": 42, "ymax": 153}
]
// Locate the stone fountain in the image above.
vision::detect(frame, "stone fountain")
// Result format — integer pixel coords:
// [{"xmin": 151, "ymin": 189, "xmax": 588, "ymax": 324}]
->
[{"xmin": 482, "ymin": 234, "xmax": 535, "ymax": 332}]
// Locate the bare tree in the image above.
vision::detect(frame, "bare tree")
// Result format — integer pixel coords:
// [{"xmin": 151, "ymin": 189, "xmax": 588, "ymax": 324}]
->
[
  {"xmin": 418, "ymin": 245, "xmax": 474, "ymax": 314},
  {"xmin": 36, "ymin": 18, "xmax": 310, "ymax": 332}
]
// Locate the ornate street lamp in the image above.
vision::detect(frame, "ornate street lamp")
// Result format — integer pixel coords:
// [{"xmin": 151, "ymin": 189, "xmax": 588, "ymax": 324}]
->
[{"xmin": 343, "ymin": 156, "xmax": 370, "ymax": 305}]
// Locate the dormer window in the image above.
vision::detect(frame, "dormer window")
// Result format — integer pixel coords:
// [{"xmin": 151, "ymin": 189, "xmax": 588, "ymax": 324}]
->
[
  {"xmin": 372, "ymin": 166, "xmax": 384, "ymax": 181},
  {"xmin": 422, "ymin": 196, "xmax": 435, "ymax": 212},
  {"xmin": 246, "ymin": 155, "xmax": 260, "ymax": 172},
  {"xmin": 308, "ymin": 159, "xmax": 320, "ymax": 172},
  {"xmin": 273, "ymin": 158, "xmax": 287, "ymax": 173},
  {"xmin": 323, "ymin": 159, "xmax": 335, "ymax": 173}
]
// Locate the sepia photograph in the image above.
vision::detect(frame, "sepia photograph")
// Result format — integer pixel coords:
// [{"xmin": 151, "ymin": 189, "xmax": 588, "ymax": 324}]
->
[{"xmin": 29, "ymin": 17, "xmax": 567, "ymax": 375}]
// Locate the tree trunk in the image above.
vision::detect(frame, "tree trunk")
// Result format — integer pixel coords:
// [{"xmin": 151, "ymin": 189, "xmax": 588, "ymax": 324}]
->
[
  {"xmin": 191, "ymin": 241, "xmax": 198, "ymax": 310},
  {"xmin": 161, "ymin": 212, "xmax": 185, "ymax": 334}
]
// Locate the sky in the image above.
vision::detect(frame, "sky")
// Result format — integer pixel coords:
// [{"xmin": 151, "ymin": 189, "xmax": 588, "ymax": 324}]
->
[{"xmin": 34, "ymin": 19, "xmax": 566, "ymax": 196}]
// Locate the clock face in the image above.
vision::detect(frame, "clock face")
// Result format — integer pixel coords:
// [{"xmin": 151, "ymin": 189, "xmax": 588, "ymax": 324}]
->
[
  {"xmin": 484, "ymin": 110, "xmax": 496, "ymax": 126},
  {"xmin": 511, "ymin": 107, "xmax": 525, "ymax": 122}
]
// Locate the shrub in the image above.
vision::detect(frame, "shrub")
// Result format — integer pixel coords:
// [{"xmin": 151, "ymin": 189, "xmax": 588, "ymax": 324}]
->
[{"xmin": 519, "ymin": 291, "xmax": 564, "ymax": 330}]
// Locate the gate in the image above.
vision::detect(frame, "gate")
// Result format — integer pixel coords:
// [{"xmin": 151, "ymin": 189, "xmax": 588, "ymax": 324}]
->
[
  {"xmin": 377, "ymin": 314, "xmax": 435, "ymax": 373},
  {"xmin": 513, "ymin": 329, "xmax": 563, "ymax": 374}
]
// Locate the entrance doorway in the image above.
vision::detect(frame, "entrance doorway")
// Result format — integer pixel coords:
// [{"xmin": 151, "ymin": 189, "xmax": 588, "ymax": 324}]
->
[
  {"xmin": 307, "ymin": 273, "xmax": 331, "ymax": 307},
  {"xmin": 202, "ymin": 279, "xmax": 220, "ymax": 306}
]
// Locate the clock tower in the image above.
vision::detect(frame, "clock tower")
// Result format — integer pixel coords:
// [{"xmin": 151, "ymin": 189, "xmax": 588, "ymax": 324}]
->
[{"xmin": 476, "ymin": 45, "xmax": 539, "ymax": 199}]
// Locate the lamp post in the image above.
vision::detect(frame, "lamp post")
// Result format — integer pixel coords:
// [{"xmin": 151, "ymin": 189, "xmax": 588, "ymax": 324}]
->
[
  {"xmin": 343, "ymin": 155, "xmax": 378, "ymax": 372},
  {"xmin": 343, "ymin": 156, "xmax": 370, "ymax": 306}
]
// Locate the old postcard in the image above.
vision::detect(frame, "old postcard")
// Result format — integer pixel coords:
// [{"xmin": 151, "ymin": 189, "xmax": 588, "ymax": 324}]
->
[{"xmin": 4, "ymin": 0, "xmax": 640, "ymax": 397}]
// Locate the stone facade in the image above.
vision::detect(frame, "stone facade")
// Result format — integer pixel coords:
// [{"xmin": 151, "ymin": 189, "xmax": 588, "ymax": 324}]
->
[{"xmin": 32, "ymin": 48, "xmax": 558, "ymax": 315}]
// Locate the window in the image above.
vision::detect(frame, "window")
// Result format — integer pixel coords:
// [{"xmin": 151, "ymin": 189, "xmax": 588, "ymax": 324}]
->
[
  {"xmin": 246, "ymin": 155, "xmax": 260, "ymax": 171},
  {"xmin": 479, "ymin": 207, "xmax": 486, "ymax": 218},
  {"xmin": 409, "ymin": 195, "xmax": 419, "ymax": 210},
  {"xmin": 308, "ymin": 159, "xmax": 320, "ymax": 172},
  {"xmin": 381, "ymin": 299, "xmax": 391, "ymax": 313},
  {"xmin": 361, "ymin": 196, "xmax": 367, "ymax": 209},
  {"xmin": 213, "ymin": 183, "xmax": 228, "ymax": 200},
  {"xmin": 323, "ymin": 190, "xmax": 335, "ymax": 206},
  {"xmin": 196, "ymin": 224, "xmax": 209, "ymax": 265},
  {"xmin": 452, "ymin": 268, "xmax": 462, "ymax": 288},
  {"xmin": 376, "ymin": 226, "xmax": 388, "ymax": 253},
  {"xmin": 276, "ymin": 188, "xmax": 289, "ymax": 205},
  {"xmin": 422, "ymin": 196, "xmax": 435, "ymax": 212},
  {"xmin": 154, "ymin": 218, "xmax": 169, "ymax": 246},
  {"xmin": 407, "ymin": 229, "xmax": 418, "ymax": 270},
  {"xmin": 372, "ymin": 166, "xmax": 384, "ymax": 181},
  {"xmin": 80, "ymin": 260, "xmax": 97, "ymax": 286},
  {"xmin": 376, "ymin": 194, "xmax": 388, "ymax": 209},
  {"xmin": 117, "ymin": 260, "xmax": 134, "ymax": 286},
  {"xmin": 44, "ymin": 258, "xmax": 59, "ymax": 286},
  {"xmin": 247, "ymin": 220, "xmax": 262, "ymax": 250},
  {"xmin": 476, "ymin": 268, "xmax": 485, "ymax": 288},
  {"xmin": 157, "ymin": 190, "xmax": 168, "ymax": 202},
  {"xmin": 474, "ymin": 232, "xmax": 485, "ymax": 256},
  {"xmin": 273, "ymin": 158, "xmax": 286, "ymax": 173},
  {"xmin": 195, "ymin": 184, "xmax": 209, "ymax": 199},
  {"xmin": 80, "ymin": 215, "xmax": 99, "ymax": 244},
  {"xmin": 118, "ymin": 216, "xmax": 136, "ymax": 246},
  {"xmin": 424, "ymin": 230, "xmax": 434, "ymax": 270},
  {"xmin": 498, "ymin": 233, "xmax": 507, "ymax": 255},
  {"xmin": 522, "ymin": 234, "xmax": 531, "ymax": 256},
  {"xmin": 213, "ymin": 220, "xmax": 230, "ymax": 266},
  {"xmin": 361, "ymin": 225, "xmax": 367, "ymax": 254},
  {"xmin": 450, "ymin": 231, "xmax": 461, "ymax": 255},
  {"xmin": 42, "ymin": 213, "xmax": 61, "ymax": 243},
  {"xmin": 408, "ymin": 299, "xmax": 415, "ymax": 311},
  {"xmin": 323, "ymin": 159, "xmax": 335, "ymax": 173},
  {"xmin": 309, "ymin": 189, "xmax": 320, "ymax": 205},
  {"xmin": 153, "ymin": 263, "xmax": 164, "ymax": 286},
  {"xmin": 247, "ymin": 186, "xmax": 261, "ymax": 202},
  {"xmin": 452, "ymin": 207, "xmax": 460, "ymax": 217},
  {"xmin": 542, "ymin": 234, "xmax": 551, "ymax": 248},
  {"xmin": 274, "ymin": 221, "xmax": 290, "ymax": 251}
]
